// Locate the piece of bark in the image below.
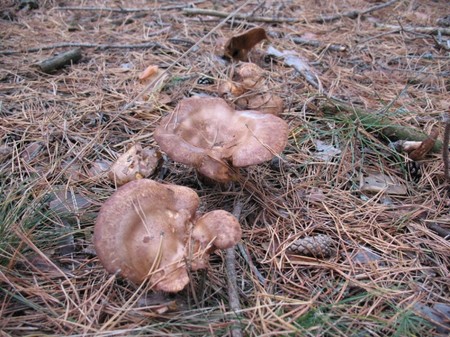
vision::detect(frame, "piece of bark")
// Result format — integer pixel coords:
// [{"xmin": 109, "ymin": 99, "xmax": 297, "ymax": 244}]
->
[
  {"xmin": 409, "ymin": 128, "xmax": 439, "ymax": 161},
  {"xmin": 36, "ymin": 48, "xmax": 82, "ymax": 73}
]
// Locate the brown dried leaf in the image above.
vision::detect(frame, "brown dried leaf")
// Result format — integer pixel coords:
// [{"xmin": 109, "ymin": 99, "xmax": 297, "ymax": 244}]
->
[
  {"xmin": 138, "ymin": 65, "xmax": 159, "ymax": 82},
  {"xmin": 224, "ymin": 27, "xmax": 268, "ymax": 62}
]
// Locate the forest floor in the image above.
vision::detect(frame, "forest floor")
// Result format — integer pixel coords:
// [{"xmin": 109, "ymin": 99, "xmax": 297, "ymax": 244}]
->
[{"xmin": 1, "ymin": 0, "xmax": 449, "ymax": 336}]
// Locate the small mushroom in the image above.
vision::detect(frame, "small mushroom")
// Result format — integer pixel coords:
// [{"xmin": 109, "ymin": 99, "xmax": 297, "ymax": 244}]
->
[
  {"xmin": 94, "ymin": 179, "xmax": 241, "ymax": 292},
  {"xmin": 154, "ymin": 97, "xmax": 289, "ymax": 182},
  {"xmin": 219, "ymin": 63, "xmax": 283, "ymax": 115},
  {"xmin": 109, "ymin": 144, "xmax": 161, "ymax": 186}
]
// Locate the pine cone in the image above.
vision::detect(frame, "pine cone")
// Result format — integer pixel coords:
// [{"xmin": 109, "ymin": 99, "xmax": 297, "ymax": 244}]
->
[{"xmin": 287, "ymin": 234, "xmax": 334, "ymax": 258}]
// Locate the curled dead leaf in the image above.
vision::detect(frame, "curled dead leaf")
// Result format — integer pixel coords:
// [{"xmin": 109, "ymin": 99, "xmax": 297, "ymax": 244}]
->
[
  {"xmin": 138, "ymin": 65, "xmax": 159, "ymax": 82},
  {"xmin": 224, "ymin": 27, "xmax": 268, "ymax": 62}
]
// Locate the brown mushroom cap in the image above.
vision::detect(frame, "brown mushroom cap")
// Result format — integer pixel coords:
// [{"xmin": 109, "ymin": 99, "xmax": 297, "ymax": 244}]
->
[
  {"xmin": 154, "ymin": 97, "xmax": 289, "ymax": 182},
  {"xmin": 94, "ymin": 179, "xmax": 243, "ymax": 292},
  {"xmin": 190, "ymin": 210, "xmax": 242, "ymax": 270},
  {"xmin": 192, "ymin": 210, "xmax": 241, "ymax": 250},
  {"xmin": 94, "ymin": 179, "xmax": 199, "ymax": 292}
]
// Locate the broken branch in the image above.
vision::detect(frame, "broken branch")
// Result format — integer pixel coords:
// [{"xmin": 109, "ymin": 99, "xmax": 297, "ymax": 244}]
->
[
  {"xmin": 182, "ymin": 8, "xmax": 300, "ymax": 24},
  {"xmin": 36, "ymin": 48, "xmax": 82, "ymax": 73},
  {"xmin": 226, "ymin": 200, "xmax": 244, "ymax": 337},
  {"xmin": 443, "ymin": 113, "xmax": 450, "ymax": 185},
  {"xmin": 53, "ymin": 2, "xmax": 204, "ymax": 12},
  {"xmin": 291, "ymin": 37, "xmax": 347, "ymax": 52},
  {"xmin": 374, "ymin": 23, "xmax": 450, "ymax": 35},
  {"xmin": 0, "ymin": 42, "xmax": 163, "ymax": 55}
]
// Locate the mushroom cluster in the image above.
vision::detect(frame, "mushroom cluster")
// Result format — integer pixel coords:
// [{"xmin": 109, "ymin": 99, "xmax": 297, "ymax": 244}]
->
[
  {"xmin": 154, "ymin": 97, "xmax": 289, "ymax": 182},
  {"xmin": 94, "ymin": 179, "xmax": 241, "ymax": 292}
]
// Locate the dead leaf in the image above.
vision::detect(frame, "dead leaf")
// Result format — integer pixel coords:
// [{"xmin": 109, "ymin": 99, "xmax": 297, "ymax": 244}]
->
[
  {"xmin": 267, "ymin": 46, "xmax": 319, "ymax": 87},
  {"xmin": 224, "ymin": 27, "xmax": 268, "ymax": 61},
  {"xmin": 0, "ymin": 144, "xmax": 12, "ymax": 160},
  {"xmin": 87, "ymin": 159, "xmax": 111, "ymax": 178},
  {"xmin": 351, "ymin": 246, "xmax": 382, "ymax": 265},
  {"xmin": 139, "ymin": 65, "xmax": 159, "ymax": 82},
  {"xmin": 313, "ymin": 140, "xmax": 341, "ymax": 162},
  {"xmin": 48, "ymin": 189, "xmax": 92, "ymax": 216},
  {"xmin": 21, "ymin": 142, "xmax": 43, "ymax": 162},
  {"xmin": 412, "ymin": 302, "xmax": 450, "ymax": 334},
  {"xmin": 360, "ymin": 171, "xmax": 407, "ymax": 195},
  {"xmin": 61, "ymin": 160, "xmax": 86, "ymax": 181}
]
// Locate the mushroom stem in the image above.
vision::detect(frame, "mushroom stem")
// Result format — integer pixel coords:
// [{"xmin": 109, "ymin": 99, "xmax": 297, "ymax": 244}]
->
[{"xmin": 225, "ymin": 200, "xmax": 244, "ymax": 337}]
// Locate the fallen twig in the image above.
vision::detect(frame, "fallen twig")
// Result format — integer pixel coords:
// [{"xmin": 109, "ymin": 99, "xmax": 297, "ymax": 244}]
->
[
  {"xmin": 226, "ymin": 200, "xmax": 244, "ymax": 337},
  {"xmin": 291, "ymin": 37, "xmax": 347, "ymax": 52},
  {"xmin": 182, "ymin": 7, "xmax": 300, "ymax": 24},
  {"xmin": 53, "ymin": 2, "xmax": 204, "ymax": 12},
  {"xmin": 237, "ymin": 242, "xmax": 265, "ymax": 285},
  {"xmin": 443, "ymin": 113, "xmax": 450, "ymax": 185},
  {"xmin": 426, "ymin": 222, "xmax": 450, "ymax": 239},
  {"xmin": 374, "ymin": 23, "xmax": 450, "ymax": 35},
  {"xmin": 433, "ymin": 35, "xmax": 450, "ymax": 51},
  {"xmin": 0, "ymin": 42, "xmax": 163, "ymax": 55},
  {"xmin": 35, "ymin": 48, "xmax": 82, "ymax": 73},
  {"xmin": 314, "ymin": 0, "xmax": 399, "ymax": 23}
]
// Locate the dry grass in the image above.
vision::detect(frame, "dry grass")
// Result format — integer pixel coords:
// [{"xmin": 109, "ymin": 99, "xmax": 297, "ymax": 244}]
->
[{"xmin": 1, "ymin": 0, "xmax": 449, "ymax": 336}]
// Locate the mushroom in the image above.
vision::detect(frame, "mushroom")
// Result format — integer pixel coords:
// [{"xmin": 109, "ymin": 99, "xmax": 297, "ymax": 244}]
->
[
  {"xmin": 109, "ymin": 144, "xmax": 161, "ymax": 186},
  {"xmin": 154, "ymin": 97, "xmax": 289, "ymax": 182},
  {"xmin": 219, "ymin": 63, "xmax": 283, "ymax": 115},
  {"xmin": 94, "ymin": 179, "xmax": 241, "ymax": 292}
]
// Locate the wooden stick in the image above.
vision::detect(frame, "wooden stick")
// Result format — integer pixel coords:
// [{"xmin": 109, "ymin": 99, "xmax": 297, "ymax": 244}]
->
[
  {"xmin": 426, "ymin": 222, "xmax": 450, "ymax": 239},
  {"xmin": 182, "ymin": 8, "xmax": 300, "ymax": 24},
  {"xmin": 291, "ymin": 37, "xmax": 347, "ymax": 52},
  {"xmin": 225, "ymin": 200, "xmax": 244, "ymax": 337},
  {"xmin": 36, "ymin": 48, "xmax": 82, "ymax": 73},
  {"xmin": 314, "ymin": 0, "xmax": 399, "ymax": 23},
  {"xmin": 443, "ymin": 113, "xmax": 450, "ymax": 185},
  {"xmin": 53, "ymin": 2, "xmax": 205, "ymax": 12},
  {"xmin": 183, "ymin": 0, "xmax": 399, "ymax": 25},
  {"xmin": 374, "ymin": 23, "xmax": 450, "ymax": 35},
  {"xmin": 0, "ymin": 42, "xmax": 163, "ymax": 55}
]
